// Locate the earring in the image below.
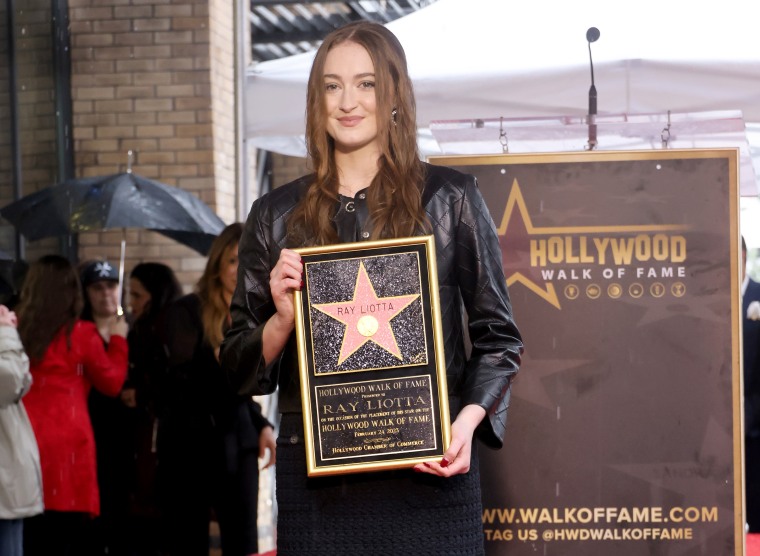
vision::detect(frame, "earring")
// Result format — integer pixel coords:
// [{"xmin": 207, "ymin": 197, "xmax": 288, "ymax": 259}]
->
[{"xmin": 391, "ymin": 108, "xmax": 398, "ymax": 126}]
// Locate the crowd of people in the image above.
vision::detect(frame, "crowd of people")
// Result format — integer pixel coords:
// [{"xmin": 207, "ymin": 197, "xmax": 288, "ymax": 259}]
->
[
  {"xmin": 3, "ymin": 15, "xmax": 760, "ymax": 556},
  {"xmin": 1, "ymin": 18, "xmax": 526, "ymax": 556},
  {"xmin": 0, "ymin": 224, "xmax": 276, "ymax": 556},
  {"xmin": 0, "ymin": 19, "xmax": 525, "ymax": 556}
]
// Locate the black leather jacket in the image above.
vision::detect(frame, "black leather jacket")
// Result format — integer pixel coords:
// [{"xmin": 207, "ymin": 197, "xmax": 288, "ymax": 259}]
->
[{"xmin": 220, "ymin": 163, "xmax": 523, "ymax": 448}]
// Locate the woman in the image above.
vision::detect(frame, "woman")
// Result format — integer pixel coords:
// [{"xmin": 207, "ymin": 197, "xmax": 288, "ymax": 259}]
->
[
  {"xmin": 0, "ymin": 304, "xmax": 41, "ymax": 556},
  {"xmin": 126, "ymin": 262, "xmax": 182, "ymax": 554},
  {"xmin": 126, "ymin": 262, "xmax": 182, "ymax": 421},
  {"xmin": 163, "ymin": 223, "xmax": 276, "ymax": 556},
  {"xmin": 18, "ymin": 255, "xmax": 128, "ymax": 556},
  {"xmin": 220, "ymin": 21, "xmax": 523, "ymax": 556},
  {"xmin": 129, "ymin": 263, "xmax": 182, "ymax": 323}
]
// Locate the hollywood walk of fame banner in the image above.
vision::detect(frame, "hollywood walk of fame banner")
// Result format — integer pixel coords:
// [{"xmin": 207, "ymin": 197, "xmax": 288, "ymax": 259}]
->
[
  {"xmin": 293, "ymin": 235, "xmax": 451, "ymax": 476},
  {"xmin": 430, "ymin": 150, "xmax": 743, "ymax": 555}
]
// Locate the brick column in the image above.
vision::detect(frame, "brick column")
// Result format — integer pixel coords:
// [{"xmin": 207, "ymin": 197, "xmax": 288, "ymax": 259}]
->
[{"xmin": 68, "ymin": 0, "xmax": 236, "ymax": 290}]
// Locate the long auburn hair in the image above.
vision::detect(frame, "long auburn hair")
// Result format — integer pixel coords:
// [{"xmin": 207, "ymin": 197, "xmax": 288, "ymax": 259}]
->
[
  {"xmin": 17, "ymin": 254, "xmax": 83, "ymax": 360},
  {"xmin": 288, "ymin": 21, "xmax": 427, "ymax": 246},
  {"xmin": 197, "ymin": 223, "xmax": 243, "ymax": 350},
  {"xmin": 129, "ymin": 262, "xmax": 182, "ymax": 328}
]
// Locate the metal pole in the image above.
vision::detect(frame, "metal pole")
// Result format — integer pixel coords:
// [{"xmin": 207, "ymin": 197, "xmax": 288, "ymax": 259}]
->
[{"xmin": 235, "ymin": 0, "xmax": 251, "ymax": 221}]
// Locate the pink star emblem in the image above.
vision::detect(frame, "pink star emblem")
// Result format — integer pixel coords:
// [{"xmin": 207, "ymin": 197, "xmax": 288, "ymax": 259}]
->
[{"xmin": 312, "ymin": 262, "xmax": 419, "ymax": 365}]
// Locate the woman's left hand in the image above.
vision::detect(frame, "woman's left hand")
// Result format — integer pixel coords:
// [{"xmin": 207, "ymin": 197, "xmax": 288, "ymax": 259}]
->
[
  {"xmin": 413, "ymin": 403, "xmax": 486, "ymax": 477},
  {"xmin": 259, "ymin": 425, "xmax": 277, "ymax": 470}
]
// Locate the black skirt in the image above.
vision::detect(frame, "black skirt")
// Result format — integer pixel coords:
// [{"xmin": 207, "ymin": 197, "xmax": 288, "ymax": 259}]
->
[{"xmin": 275, "ymin": 413, "xmax": 485, "ymax": 556}]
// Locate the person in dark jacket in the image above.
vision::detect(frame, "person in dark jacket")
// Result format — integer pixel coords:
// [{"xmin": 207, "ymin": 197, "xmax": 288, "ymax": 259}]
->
[
  {"xmin": 219, "ymin": 21, "xmax": 523, "ymax": 556},
  {"xmin": 78, "ymin": 259, "xmax": 133, "ymax": 556},
  {"xmin": 163, "ymin": 223, "xmax": 276, "ymax": 556},
  {"xmin": 125, "ymin": 262, "xmax": 182, "ymax": 555},
  {"xmin": 743, "ymin": 236, "xmax": 760, "ymax": 532}
]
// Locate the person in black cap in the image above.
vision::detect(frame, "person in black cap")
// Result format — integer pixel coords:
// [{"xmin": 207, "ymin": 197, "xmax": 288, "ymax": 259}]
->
[
  {"xmin": 80, "ymin": 260, "xmax": 121, "ymax": 336},
  {"xmin": 78, "ymin": 259, "xmax": 134, "ymax": 556}
]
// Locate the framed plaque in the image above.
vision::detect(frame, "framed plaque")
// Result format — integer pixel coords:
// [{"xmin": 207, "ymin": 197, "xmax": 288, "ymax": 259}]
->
[{"xmin": 294, "ymin": 235, "xmax": 450, "ymax": 476}]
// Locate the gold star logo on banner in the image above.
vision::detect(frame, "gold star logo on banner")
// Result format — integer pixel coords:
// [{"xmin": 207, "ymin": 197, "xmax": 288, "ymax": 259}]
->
[
  {"xmin": 498, "ymin": 179, "xmax": 690, "ymax": 309},
  {"xmin": 498, "ymin": 180, "xmax": 562, "ymax": 308},
  {"xmin": 313, "ymin": 262, "xmax": 419, "ymax": 365}
]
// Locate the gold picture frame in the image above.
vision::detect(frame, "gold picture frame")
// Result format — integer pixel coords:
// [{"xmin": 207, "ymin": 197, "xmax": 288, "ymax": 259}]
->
[{"xmin": 294, "ymin": 235, "xmax": 451, "ymax": 476}]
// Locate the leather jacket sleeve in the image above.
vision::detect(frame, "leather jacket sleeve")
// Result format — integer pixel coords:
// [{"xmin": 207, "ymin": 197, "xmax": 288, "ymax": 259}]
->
[
  {"xmin": 220, "ymin": 178, "xmax": 307, "ymax": 398},
  {"xmin": 424, "ymin": 164, "xmax": 523, "ymax": 449}
]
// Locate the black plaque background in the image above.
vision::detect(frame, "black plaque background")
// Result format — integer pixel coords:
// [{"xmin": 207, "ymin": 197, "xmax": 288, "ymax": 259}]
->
[
  {"xmin": 295, "ymin": 236, "xmax": 450, "ymax": 476},
  {"xmin": 307, "ymin": 252, "xmax": 427, "ymax": 373}
]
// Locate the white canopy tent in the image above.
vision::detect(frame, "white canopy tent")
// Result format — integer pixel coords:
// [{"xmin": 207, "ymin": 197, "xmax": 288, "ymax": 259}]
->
[{"xmin": 243, "ymin": 0, "xmax": 760, "ymax": 238}]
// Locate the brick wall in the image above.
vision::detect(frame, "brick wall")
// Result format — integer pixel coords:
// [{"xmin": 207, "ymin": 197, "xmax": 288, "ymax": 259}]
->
[
  {"xmin": 68, "ymin": 0, "xmax": 236, "ymax": 293},
  {"xmin": 272, "ymin": 153, "xmax": 309, "ymax": 189}
]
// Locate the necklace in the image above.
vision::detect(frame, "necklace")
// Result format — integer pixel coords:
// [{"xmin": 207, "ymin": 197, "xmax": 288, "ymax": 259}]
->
[{"xmin": 338, "ymin": 183, "xmax": 362, "ymax": 197}]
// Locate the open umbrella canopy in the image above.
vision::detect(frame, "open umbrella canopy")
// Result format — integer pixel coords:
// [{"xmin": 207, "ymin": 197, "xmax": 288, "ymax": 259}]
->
[{"xmin": 0, "ymin": 172, "xmax": 225, "ymax": 255}]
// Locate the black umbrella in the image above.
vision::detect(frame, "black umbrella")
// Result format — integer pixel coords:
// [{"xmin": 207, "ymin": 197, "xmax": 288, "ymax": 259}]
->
[
  {"xmin": 0, "ymin": 172, "xmax": 226, "ymax": 313},
  {"xmin": 0, "ymin": 172, "xmax": 225, "ymax": 254}
]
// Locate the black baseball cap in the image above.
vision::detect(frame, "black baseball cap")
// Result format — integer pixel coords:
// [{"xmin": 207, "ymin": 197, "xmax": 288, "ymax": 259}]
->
[{"xmin": 81, "ymin": 260, "xmax": 119, "ymax": 288}]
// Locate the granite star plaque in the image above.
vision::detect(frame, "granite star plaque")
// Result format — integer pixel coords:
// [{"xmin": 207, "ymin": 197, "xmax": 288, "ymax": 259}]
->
[{"xmin": 294, "ymin": 235, "xmax": 451, "ymax": 476}]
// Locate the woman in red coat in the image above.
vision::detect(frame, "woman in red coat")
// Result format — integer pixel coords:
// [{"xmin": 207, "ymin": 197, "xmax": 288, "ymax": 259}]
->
[{"xmin": 16, "ymin": 255, "xmax": 128, "ymax": 556}]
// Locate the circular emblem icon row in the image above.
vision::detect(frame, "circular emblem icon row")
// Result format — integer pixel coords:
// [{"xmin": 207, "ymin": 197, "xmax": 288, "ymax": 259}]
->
[{"xmin": 563, "ymin": 282, "xmax": 686, "ymax": 300}]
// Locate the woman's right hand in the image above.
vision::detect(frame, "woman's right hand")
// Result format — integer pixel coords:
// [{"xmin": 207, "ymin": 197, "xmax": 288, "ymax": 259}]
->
[
  {"xmin": 269, "ymin": 248, "xmax": 303, "ymax": 327},
  {"xmin": 261, "ymin": 249, "xmax": 303, "ymax": 365},
  {"xmin": 108, "ymin": 314, "xmax": 129, "ymax": 338}
]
